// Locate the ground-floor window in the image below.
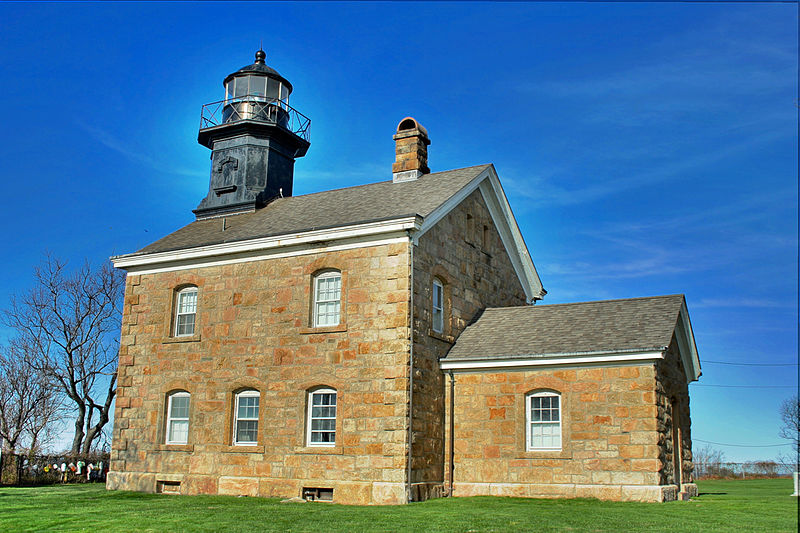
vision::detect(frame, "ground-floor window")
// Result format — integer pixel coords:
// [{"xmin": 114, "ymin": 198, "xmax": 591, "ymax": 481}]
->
[{"xmin": 526, "ymin": 390, "xmax": 561, "ymax": 450}]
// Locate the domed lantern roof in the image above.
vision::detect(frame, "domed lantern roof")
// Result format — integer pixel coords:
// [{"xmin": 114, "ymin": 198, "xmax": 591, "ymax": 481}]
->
[{"xmin": 223, "ymin": 49, "xmax": 293, "ymax": 102}]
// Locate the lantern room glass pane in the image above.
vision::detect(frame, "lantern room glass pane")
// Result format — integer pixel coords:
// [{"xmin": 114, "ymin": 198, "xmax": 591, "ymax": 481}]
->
[
  {"xmin": 266, "ymin": 77, "xmax": 280, "ymax": 100},
  {"xmin": 234, "ymin": 77, "xmax": 248, "ymax": 97},
  {"xmin": 250, "ymin": 76, "xmax": 266, "ymax": 98}
]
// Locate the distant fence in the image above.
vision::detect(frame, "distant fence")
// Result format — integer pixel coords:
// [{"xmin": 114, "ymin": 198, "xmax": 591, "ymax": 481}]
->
[
  {"xmin": 0, "ymin": 451, "xmax": 110, "ymax": 486},
  {"xmin": 694, "ymin": 462, "xmax": 798, "ymax": 479}
]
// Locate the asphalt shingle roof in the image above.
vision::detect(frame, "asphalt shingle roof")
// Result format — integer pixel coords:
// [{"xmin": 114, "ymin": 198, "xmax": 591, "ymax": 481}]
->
[
  {"xmin": 444, "ymin": 294, "xmax": 685, "ymax": 360},
  {"xmin": 132, "ymin": 165, "xmax": 490, "ymax": 255}
]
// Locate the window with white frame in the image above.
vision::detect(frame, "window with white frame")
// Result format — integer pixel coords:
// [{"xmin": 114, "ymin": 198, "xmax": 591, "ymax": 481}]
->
[
  {"xmin": 233, "ymin": 390, "xmax": 260, "ymax": 446},
  {"xmin": 313, "ymin": 271, "xmax": 341, "ymax": 327},
  {"xmin": 165, "ymin": 391, "xmax": 190, "ymax": 445},
  {"xmin": 174, "ymin": 287, "xmax": 198, "ymax": 337},
  {"xmin": 526, "ymin": 391, "xmax": 562, "ymax": 451},
  {"xmin": 432, "ymin": 279, "xmax": 444, "ymax": 334},
  {"xmin": 307, "ymin": 388, "xmax": 337, "ymax": 447}
]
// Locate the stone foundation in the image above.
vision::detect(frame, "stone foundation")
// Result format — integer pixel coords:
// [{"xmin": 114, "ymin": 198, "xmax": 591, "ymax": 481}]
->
[
  {"xmin": 107, "ymin": 470, "xmax": 408, "ymax": 504},
  {"xmin": 453, "ymin": 482, "xmax": 694, "ymax": 502}
]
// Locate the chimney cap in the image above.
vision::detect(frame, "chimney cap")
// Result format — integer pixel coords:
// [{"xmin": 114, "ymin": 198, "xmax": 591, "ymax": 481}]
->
[{"xmin": 395, "ymin": 117, "xmax": 429, "ymax": 138}]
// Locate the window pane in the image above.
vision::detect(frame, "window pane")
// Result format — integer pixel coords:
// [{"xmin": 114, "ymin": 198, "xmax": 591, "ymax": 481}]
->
[
  {"xmin": 236, "ymin": 420, "xmax": 258, "ymax": 443},
  {"xmin": 312, "ymin": 418, "xmax": 336, "ymax": 431},
  {"xmin": 179, "ymin": 291, "xmax": 197, "ymax": 313},
  {"xmin": 176, "ymin": 314, "xmax": 195, "ymax": 336},
  {"xmin": 234, "ymin": 77, "xmax": 248, "ymax": 97},
  {"xmin": 169, "ymin": 420, "xmax": 189, "ymax": 444},
  {"xmin": 238, "ymin": 396, "xmax": 259, "ymax": 419},
  {"xmin": 308, "ymin": 391, "xmax": 337, "ymax": 445},
  {"xmin": 171, "ymin": 396, "xmax": 190, "ymax": 419},
  {"xmin": 250, "ymin": 76, "xmax": 265, "ymax": 97}
]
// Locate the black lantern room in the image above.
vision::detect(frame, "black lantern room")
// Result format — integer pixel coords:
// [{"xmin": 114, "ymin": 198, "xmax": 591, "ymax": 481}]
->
[{"xmin": 194, "ymin": 50, "xmax": 311, "ymax": 220}]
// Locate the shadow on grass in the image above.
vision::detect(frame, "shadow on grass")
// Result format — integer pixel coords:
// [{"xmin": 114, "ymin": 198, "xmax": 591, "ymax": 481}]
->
[{"xmin": 698, "ymin": 492, "xmax": 727, "ymax": 495}]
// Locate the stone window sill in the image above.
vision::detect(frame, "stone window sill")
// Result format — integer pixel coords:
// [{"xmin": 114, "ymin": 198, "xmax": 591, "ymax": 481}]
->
[
  {"xmin": 158, "ymin": 444, "xmax": 194, "ymax": 452},
  {"xmin": 162, "ymin": 334, "xmax": 201, "ymax": 344},
  {"xmin": 428, "ymin": 330, "xmax": 455, "ymax": 344},
  {"xmin": 299, "ymin": 324, "xmax": 347, "ymax": 334},
  {"xmin": 293, "ymin": 445, "xmax": 344, "ymax": 455},
  {"xmin": 516, "ymin": 450, "xmax": 572, "ymax": 460},
  {"xmin": 228, "ymin": 445, "xmax": 265, "ymax": 453}
]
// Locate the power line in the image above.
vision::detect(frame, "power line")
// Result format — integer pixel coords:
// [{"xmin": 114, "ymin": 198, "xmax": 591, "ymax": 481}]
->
[
  {"xmin": 692, "ymin": 384, "xmax": 797, "ymax": 389},
  {"xmin": 703, "ymin": 360, "xmax": 798, "ymax": 367},
  {"xmin": 694, "ymin": 438, "xmax": 790, "ymax": 448}
]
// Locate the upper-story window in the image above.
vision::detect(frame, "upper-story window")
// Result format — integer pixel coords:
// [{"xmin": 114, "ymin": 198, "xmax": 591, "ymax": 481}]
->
[
  {"xmin": 165, "ymin": 391, "xmax": 190, "ymax": 445},
  {"xmin": 432, "ymin": 278, "xmax": 444, "ymax": 334},
  {"xmin": 233, "ymin": 390, "xmax": 260, "ymax": 446},
  {"xmin": 174, "ymin": 287, "xmax": 198, "ymax": 337},
  {"xmin": 307, "ymin": 388, "xmax": 337, "ymax": 447},
  {"xmin": 526, "ymin": 391, "xmax": 562, "ymax": 451},
  {"xmin": 314, "ymin": 271, "xmax": 342, "ymax": 327}
]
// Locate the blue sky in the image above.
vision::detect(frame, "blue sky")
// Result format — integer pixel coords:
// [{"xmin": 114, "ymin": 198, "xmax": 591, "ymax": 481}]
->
[{"xmin": 0, "ymin": 3, "xmax": 796, "ymax": 461}]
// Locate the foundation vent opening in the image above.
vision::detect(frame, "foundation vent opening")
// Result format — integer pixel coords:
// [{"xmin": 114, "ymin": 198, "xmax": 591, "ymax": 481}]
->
[
  {"xmin": 302, "ymin": 487, "xmax": 333, "ymax": 502},
  {"xmin": 157, "ymin": 480, "xmax": 181, "ymax": 494}
]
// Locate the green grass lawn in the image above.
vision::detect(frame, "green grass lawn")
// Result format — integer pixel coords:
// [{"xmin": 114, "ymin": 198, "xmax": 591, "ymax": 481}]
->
[{"xmin": 0, "ymin": 479, "xmax": 796, "ymax": 532}]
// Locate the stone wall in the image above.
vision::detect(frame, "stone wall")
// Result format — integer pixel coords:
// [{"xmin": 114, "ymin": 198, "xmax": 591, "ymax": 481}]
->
[
  {"xmin": 655, "ymin": 334, "xmax": 697, "ymax": 499},
  {"xmin": 411, "ymin": 189, "xmax": 526, "ymax": 500},
  {"xmin": 443, "ymin": 364, "xmax": 683, "ymax": 502},
  {"xmin": 109, "ymin": 242, "xmax": 412, "ymax": 505}
]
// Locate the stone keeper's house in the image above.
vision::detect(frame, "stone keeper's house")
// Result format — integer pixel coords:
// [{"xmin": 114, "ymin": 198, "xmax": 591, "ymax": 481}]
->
[{"xmin": 108, "ymin": 51, "xmax": 701, "ymax": 504}]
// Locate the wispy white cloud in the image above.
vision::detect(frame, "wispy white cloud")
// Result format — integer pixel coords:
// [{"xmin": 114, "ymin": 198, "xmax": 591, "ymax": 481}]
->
[
  {"xmin": 76, "ymin": 120, "xmax": 206, "ymax": 178},
  {"xmin": 692, "ymin": 298, "xmax": 796, "ymax": 310},
  {"xmin": 504, "ymin": 128, "xmax": 789, "ymax": 208}
]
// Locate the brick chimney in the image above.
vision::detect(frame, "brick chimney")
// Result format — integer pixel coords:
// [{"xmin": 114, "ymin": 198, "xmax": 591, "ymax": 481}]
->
[{"xmin": 392, "ymin": 117, "xmax": 430, "ymax": 183}]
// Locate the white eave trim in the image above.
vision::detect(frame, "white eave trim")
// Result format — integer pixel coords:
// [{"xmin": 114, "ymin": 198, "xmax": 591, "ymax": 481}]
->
[
  {"xmin": 676, "ymin": 301, "xmax": 702, "ymax": 383},
  {"xmin": 440, "ymin": 350, "xmax": 665, "ymax": 372},
  {"xmin": 412, "ymin": 165, "xmax": 545, "ymax": 303},
  {"xmin": 111, "ymin": 216, "xmax": 421, "ymax": 271}
]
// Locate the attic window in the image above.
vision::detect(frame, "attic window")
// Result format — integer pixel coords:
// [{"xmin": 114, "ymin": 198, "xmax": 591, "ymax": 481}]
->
[{"xmin": 398, "ymin": 118, "xmax": 416, "ymax": 131}]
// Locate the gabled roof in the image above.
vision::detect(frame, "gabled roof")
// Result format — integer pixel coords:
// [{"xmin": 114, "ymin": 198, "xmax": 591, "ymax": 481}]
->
[
  {"xmin": 113, "ymin": 164, "xmax": 545, "ymax": 302},
  {"xmin": 135, "ymin": 165, "xmax": 491, "ymax": 255},
  {"xmin": 442, "ymin": 294, "xmax": 701, "ymax": 382}
]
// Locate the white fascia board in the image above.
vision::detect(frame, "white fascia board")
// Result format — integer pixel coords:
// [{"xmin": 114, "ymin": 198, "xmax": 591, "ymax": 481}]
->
[
  {"xmin": 112, "ymin": 217, "xmax": 420, "ymax": 273},
  {"xmin": 412, "ymin": 166, "xmax": 545, "ymax": 303},
  {"xmin": 676, "ymin": 301, "xmax": 702, "ymax": 382},
  {"xmin": 478, "ymin": 169, "xmax": 545, "ymax": 302},
  {"xmin": 440, "ymin": 351, "xmax": 665, "ymax": 372}
]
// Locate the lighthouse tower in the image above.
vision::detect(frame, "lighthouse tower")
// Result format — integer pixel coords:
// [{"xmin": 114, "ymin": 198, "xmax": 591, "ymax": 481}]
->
[{"xmin": 194, "ymin": 50, "xmax": 310, "ymax": 219}]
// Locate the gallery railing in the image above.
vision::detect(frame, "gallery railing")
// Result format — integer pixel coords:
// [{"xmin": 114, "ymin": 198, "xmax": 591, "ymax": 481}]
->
[{"xmin": 200, "ymin": 95, "xmax": 311, "ymax": 142}]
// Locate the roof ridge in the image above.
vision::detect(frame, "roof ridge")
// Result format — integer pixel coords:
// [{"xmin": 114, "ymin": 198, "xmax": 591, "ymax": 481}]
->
[
  {"xmin": 483, "ymin": 294, "xmax": 685, "ymax": 312},
  {"xmin": 282, "ymin": 164, "xmax": 492, "ymax": 201}
]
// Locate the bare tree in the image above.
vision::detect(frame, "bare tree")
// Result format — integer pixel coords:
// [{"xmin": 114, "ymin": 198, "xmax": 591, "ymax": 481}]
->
[
  {"xmin": 3, "ymin": 256, "xmax": 124, "ymax": 455},
  {"xmin": 0, "ymin": 340, "xmax": 59, "ymax": 453},
  {"xmin": 692, "ymin": 444, "xmax": 726, "ymax": 478},
  {"xmin": 778, "ymin": 395, "xmax": 799, "ymax": 468}
]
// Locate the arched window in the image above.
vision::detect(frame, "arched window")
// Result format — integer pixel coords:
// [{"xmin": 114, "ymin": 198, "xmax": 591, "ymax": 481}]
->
[
  {"xmin": 313, "ymin": 271, "xmax": 342, "ymax": 327},
  {"xmin": 307, "ymin": 388, "xmax": 337, "ymax": 447},
  {"xmin": 174, "ymin": 286, "xmax": 198, "ymax": 337},
  {"xmin": 233, "ymin": 390, "xmax": 260, "ymax": 446},
  {"xmin": 165, "ymin": 391, "xmax": 190, "ymax": 445},
  {"xmin": 432, "ymin": 278, "xmax": 444, "ymax": 334},
  {"xmin": 526, "ymin": 391, "xmax": 562, "ymax": 451}
]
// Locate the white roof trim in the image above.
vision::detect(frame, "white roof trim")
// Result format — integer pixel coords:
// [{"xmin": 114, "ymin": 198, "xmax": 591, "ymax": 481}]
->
[
  {"xmin": 675, "ymin": 300, "xmax": 702, "ymax": 382},
  {"xmin": 112, "ymin": 216, "xmax": 421, "ymax": 271},
  {"xmin": 412, "ymin": 165, "xmax": 545, "ymax": 303},
  {"xmin": 440, "ymin": 351, "xmax": 665, "ymax": 371}
]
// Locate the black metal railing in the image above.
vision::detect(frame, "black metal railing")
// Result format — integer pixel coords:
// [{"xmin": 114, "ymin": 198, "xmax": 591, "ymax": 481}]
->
[{"xmin": 200, "ymin": 95, "xmax": 311, "ymax": 142}]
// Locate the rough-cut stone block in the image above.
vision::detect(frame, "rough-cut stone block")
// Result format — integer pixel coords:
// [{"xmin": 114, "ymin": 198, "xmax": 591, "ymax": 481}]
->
[{"xmin": 218, "ymin": 476, "xmax": 259, "ymax": 497}]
